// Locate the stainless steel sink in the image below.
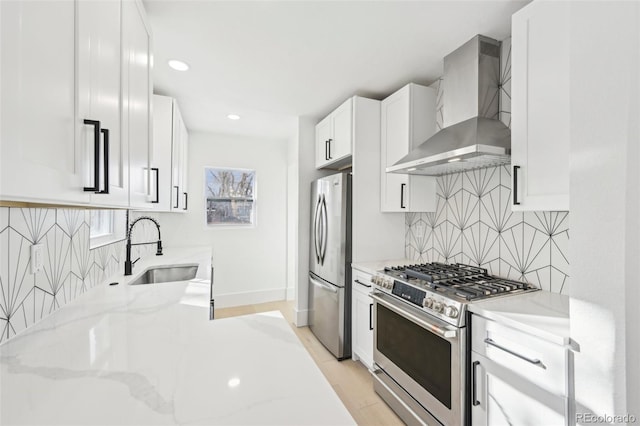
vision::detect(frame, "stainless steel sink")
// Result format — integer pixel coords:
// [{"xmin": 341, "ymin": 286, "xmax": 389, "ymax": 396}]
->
[{"xmin": 129, "ymin": 264, "xmax": 198, "ymax": 285}]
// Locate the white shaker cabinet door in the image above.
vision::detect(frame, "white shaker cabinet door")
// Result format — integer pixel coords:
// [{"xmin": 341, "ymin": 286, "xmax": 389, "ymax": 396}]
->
[
  {"xmin": 511, "ymin": 0, "xmax": 570, "ymax": 211},
  {"xmin": 0, "ymin": 0, "xmax": 87, "ymax": 204},
  {"xmin": 77, "ymin": 0, "xmax": 127, "ymax": 207},
  {"xmin": 330, "ymin": 98, "xmax": 353, "ymax": 163},
  {"xmin": 123, "ymin": 0, "xmax": 152, "ymax": 209},
  {"xmin": 471, "ymin": 352, "xmax": 568, "ymax": 426}
]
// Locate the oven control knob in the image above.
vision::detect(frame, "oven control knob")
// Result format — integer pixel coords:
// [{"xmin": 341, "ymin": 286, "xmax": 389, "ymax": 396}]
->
[
  {"xmin": 444, "ymin": 305, "xmax": 459, "ymax": 318},
  {"xmin": 433, "ymin": 302, "xmax": 444, "ymax": 313},
  {"xmin": 423, "ymin": 297, "xmax": 435, "ymax": 309},
  {"xmin": 384, "ymin": 279, "xmax": 393, "ymax": 289},
  {"xmin": 371, "ymin": 276, "xmax": 377, "ymax": 285}
]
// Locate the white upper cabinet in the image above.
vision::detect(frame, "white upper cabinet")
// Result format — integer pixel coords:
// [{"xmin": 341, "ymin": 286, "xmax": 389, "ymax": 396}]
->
[
  {"xmin": 0, "ymin": 0, "xmax": 152, "ymax": 209},
  {"xmin": 0, "ymin": 0, "xmax": 85, "ymax": 205},
  {"xmin": 77, "ymin": 0, "xmax": 127, "ymax": 207},
  {"xmin": 511, "ymin": 1, "xmax": 570, "ymax": 211},
  {"xmin": 381, "ymin": 83, "xmax": 437, "ymax": 212},
  {"xmin": 122, "ymin": 0, "xmax": 152, "ymax": 209},
  {"xmin": 315, "ymin": 98, "xmax": 353, "ymax": 169},
  {"xmin": 149, "ymin": 95, "xmax": 189, "ymax": 213}
]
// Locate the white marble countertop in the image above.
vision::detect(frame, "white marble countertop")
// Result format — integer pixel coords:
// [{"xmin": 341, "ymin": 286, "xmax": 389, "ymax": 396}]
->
[
  {"xmin": 468, "ymin": 290, "xmax": 574, "ymax": 348},
  {"xmin": 351, "ymin": 258, "xmax": 415, "ymax": 275},
  {"xmin": 0, "ymin": 247, "xmax": 355, "ymax": 425}
]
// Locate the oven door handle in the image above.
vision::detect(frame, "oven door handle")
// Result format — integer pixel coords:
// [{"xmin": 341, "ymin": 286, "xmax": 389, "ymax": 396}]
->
[{"xmin": 370, "ymin": 292, "xmax": 457, "ymax": 339}]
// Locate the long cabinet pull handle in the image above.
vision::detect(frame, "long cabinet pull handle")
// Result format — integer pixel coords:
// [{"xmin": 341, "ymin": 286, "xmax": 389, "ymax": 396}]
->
[
  {"xmin": 151, "ymin": 168, "xmax": 159, "ymax": 203},
  {"xmin": 472, "ymin": 361, "xmax": 481, "ymax": 406},
  {"xmin": 513, "ymin": 165, "xmax": 521, "ymax": 205},
  {"xmin": 327, "ymin": 138, "xmax": 332, "ymax": 159},
  {"xmin": 83, "ymin": 119, "xmax": 101, "ymax": 192},
  {"xmin": 369, "ymin": 303, "xmax": 373, "ymax": 330},
  {"xmin": 400, "ymin": 183, "xmax": 406, "ymax": 209},
  {"xmin": 183, "ymin": 192, "xmax": 188, "ymax": 210},
  {"xmin": 484, "ymin": 338, "xmax": 546, "ymax": 369},
  {"xmin": 325, "ymin": 140, "xmax": 329, "ymax": 161},
  {"xmin": 96, "ymin": 128, "xmax": 109, "ymax": 194},
  {"xmin": 174, "ymin": 186, "xmax": 179, "ymax": 208},
  {"xmin": 354, "ymin": 279, "xmax": 372, "ymax": 288}
]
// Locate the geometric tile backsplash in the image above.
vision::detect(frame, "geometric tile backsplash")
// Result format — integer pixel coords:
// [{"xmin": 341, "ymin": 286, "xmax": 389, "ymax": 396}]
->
[
  {"xmin": 405, "ymin": 165, "xmax": 570, "ymax": 295},
  {"xmin": 406, "ymin": 37, "xmax": 570, "ymax": 295},
  {"xmin": 0, "ymin": 208, "xmax": 160, "ymax": 343}
]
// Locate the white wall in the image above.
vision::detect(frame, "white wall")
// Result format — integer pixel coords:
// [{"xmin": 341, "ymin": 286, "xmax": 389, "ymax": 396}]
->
[
  {"xmin": 159, "ymin": 131, "xmax": 288, "ymax": 307},
  {"xmin": 569, "ymin": 1, "xmax": 640, "ymax": 421}
]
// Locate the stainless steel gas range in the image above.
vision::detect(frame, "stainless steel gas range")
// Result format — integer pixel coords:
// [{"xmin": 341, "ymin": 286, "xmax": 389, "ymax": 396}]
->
[{"xmin": 369, "ymin": 263, "xmax": 538, "ymax": 426}]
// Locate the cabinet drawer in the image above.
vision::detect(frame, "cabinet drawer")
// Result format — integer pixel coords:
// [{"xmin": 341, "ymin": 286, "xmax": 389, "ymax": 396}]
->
[
  {"xmin": 472, "ymin": 314, "xmax": 568, "ymax": 397},
  {"xmin": 352, "ymin": 269, "xmax": 373, "ymax": 294}
]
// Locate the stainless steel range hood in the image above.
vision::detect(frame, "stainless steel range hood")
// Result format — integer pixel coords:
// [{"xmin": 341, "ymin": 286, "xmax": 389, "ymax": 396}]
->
[{"xmin": 388, "ymin": 35, "xmax": 510, "ymax": 176}]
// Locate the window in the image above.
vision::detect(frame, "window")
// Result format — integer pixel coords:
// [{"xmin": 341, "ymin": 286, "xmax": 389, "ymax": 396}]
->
[
  {"xmin": 90, "ymin": 210, "xmax": 126, "ymax": 248},
  {"xmin": 205, "ymin": 167, "xmax": 256, "ymax": 226}
]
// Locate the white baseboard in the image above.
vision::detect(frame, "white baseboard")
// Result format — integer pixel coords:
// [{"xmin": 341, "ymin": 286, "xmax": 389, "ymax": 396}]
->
[
  {"xmin": 215, "ymin": 287, "xmax": 287, "ymax": 308},
  {"xmin": 294, "ymin": 308, "xmax": 309, "ymax": 327},
  {"xmin": 286, "ymin": 287, "xmax": 295, "ymax": 301}
]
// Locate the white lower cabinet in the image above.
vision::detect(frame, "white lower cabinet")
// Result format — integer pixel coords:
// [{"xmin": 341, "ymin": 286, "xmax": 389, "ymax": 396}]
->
[
  {"xmin": 351, "ymin": 268, "xmax": 374, "ymax": 369},
  {"xmin": 471, "ymin": 314, "xmax": 572, "ymax": 426}
]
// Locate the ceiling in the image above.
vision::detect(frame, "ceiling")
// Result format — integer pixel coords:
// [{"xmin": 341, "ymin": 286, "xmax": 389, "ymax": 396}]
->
[{"xmin": 144, "ymin": 0, "xmax": 530, "ymax": 140}]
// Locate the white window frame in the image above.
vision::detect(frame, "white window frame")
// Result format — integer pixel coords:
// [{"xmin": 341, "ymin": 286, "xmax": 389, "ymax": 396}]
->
[{"xmin": 89, "ymin": 210, "xmax": 127, "ymax": 249}]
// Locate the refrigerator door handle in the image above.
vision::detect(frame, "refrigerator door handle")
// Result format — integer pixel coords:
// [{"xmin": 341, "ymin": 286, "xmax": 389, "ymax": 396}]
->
[
  {"xmin": 309, "ymin": 274, "xmax": 338, "ymax": 294},
  {"xmin": 320, "ymin": 194, "xmax": 328, "ymax": 264},
  {"xmin": 314, "ymin": 196, "xmax": 322, "ymax": 263}
]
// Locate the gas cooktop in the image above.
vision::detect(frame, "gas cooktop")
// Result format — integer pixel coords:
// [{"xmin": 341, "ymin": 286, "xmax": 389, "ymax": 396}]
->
[{"xmin": 372, "ymin": 262, "xmax": 539, "ymax": 327}]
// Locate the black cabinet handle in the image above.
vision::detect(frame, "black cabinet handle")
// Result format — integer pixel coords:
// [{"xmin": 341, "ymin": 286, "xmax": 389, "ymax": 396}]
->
[
  {"xmin": 174, "ymin": 186, "xmax": 179, "ymax": 208},
  {"xmin": 325, "ymin": 140, "xmax": 329, "ymax": 161},
  {"xmin": 354, "ymin": 279, "xmax": 372, "ymax": 288},
  {"xmin": 400, "ymin": 183, "xmax": 406, "ymax": 209},
  {"xmin": 472, "ymin": 361, "xmax": 481, "ymax": 406},
  {"xmin": 513, "ymin": 165, "xmax": 520, "ymax": 205},
  {"xmin": 183, "ymin": 192, "xmax": 188, "ymax": 210},
  {"xmin": 151, "ymin": 168, "xmax": 159, "ymax": 203},
  {"xmin": 369, "ymin": 303, "xmax": 373, "ymax": 330},
  {"xmin": 96, "ymin": 128, "xmax": 109, "ymax": 194},
  {"xmin": 327, "ymin": 138, "xmax": 332, "ymax": 159},
  {"xmin": 83, "ymin": 119, "xmax": 101, "ymax": 192}
]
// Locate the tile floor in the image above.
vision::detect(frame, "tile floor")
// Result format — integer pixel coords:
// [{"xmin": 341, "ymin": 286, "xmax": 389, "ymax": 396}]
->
[{"xmin": 215, "ymin": 301, "xmax": 404, "ymax": 426}]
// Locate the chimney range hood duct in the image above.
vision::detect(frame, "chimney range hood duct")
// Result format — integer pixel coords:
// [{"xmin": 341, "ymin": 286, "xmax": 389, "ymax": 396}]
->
[{"xmin": 387, "ymin": 35, "xmax": 510, "ymax": 176}]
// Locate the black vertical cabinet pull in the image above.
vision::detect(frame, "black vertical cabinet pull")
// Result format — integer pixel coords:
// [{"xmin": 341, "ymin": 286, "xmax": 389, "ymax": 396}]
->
[
  {"xmin": 151, "ymin": 168, "xmax": 159, "ymax": 203},
  {"xmin": 472, "ymin": 361, "xmax": 481, "ymax": 406},
  {"xmin": 83, "ymin": 119, "xmax": 101, "ymax": 192},
  {"xmin": 96, "ymin": 128, "xmax": 109, "ymax": 194},
  {"xmin": 183, "ymin": 192, "xmax": 188, "ymax": 210},
  {"xmin": 325, "ymin": 140, "xmax": 329, "ymax": 161},
  {"xmin": 174, "ymin": 186, "xmax": 179, "ymax": 208},
  {"xmin": 400, "ymin": 183, "xmax": 406, "ymax": 209},
  {"xmin": 513, "ymin": 165, "xmax": 521, "ymax": 205},
  {"xmin": 327, "ymin": 138, "xmax": 332, "ymax": 159},
  {"xmin": 369, "ymin": 303, "xmax": 373, "ymax": 330}
]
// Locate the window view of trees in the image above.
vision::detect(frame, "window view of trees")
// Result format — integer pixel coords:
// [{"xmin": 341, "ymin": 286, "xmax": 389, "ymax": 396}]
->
[{"xmin": 205, "ymin": 168, "xmax": 256, "ymax": 225}]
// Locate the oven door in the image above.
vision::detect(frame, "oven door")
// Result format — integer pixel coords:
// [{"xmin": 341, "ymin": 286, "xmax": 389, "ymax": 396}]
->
[{"xmin": 371, "ymin": 291, "xmax": 465, "ymax": 426}]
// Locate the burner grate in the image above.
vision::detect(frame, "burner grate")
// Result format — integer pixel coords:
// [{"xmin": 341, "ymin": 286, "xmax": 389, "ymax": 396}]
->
[{"xmin": 383, "ymin": 262, "xmax": 535, "ymax": 301}]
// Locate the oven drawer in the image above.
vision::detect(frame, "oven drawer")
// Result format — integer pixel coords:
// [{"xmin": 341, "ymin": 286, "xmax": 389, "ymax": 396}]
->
[{"xmin": 471, "ymin": 314, "xmax": 569, "ymax": 398}]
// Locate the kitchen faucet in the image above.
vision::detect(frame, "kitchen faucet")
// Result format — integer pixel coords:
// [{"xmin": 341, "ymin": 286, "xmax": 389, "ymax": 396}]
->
[{"xmin": 124, "ymin": 216, "xmax": 163, "ymax": 276}]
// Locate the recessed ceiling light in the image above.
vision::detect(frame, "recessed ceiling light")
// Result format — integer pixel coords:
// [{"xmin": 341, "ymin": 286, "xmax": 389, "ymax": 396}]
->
[
  {"xmin": 227, "ymin": 114, "xmax": 240, "ymax": 120},
  {"xmin": 168, "ymin": 59, "xmax": 189, "ymax": 71},
  {"xmin": 228, "ymin": 377, "xmax": 240, "ymax": 388},
  {"xmin": 448, "ymin": 158, "xmax": 462, "ymax": 163}
]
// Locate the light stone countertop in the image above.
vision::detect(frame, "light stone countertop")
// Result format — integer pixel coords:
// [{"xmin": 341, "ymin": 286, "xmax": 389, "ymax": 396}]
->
[
  {"xmin": 0, "ymin": 246, "xmax": 355, "ymax": 425},
  {"xmin": 469, "ymin": 290, "xmax": 574, "ymax": 349}
]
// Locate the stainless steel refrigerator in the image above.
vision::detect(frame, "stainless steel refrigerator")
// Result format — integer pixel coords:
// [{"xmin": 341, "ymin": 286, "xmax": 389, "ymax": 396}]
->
[{"xmin": 309, "ymin": 172, "xmax": 351, "ymax": 360}]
